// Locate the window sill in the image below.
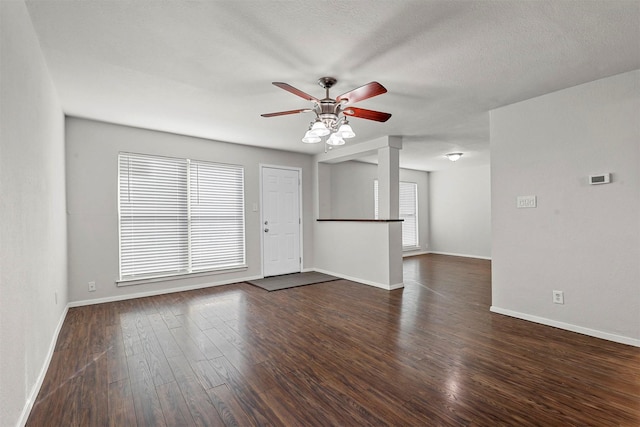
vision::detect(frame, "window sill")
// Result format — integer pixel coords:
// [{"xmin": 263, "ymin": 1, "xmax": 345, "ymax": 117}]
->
[
  {"xmin": 317, "ymin": 218, "xmax": 403, "ymax": 222},
  {"xmin": 116, "ymin": 265, "xmax": 248, "ymax": 287}
]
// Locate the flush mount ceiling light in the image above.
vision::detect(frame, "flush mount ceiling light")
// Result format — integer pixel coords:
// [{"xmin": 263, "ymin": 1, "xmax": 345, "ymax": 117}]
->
[
  {"xmin": 445, "ymin": 152, "xmax": 463, "ymax": 162},
  {"xmin": 261, "ymin": 77, "xmax": 392, "ymax": 147}
]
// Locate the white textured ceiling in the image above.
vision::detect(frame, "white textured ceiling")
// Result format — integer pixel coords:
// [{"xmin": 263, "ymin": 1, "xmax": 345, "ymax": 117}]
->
[{"xmin": 25, "ymin": 0, "xmax": 640, "ymax": 171}]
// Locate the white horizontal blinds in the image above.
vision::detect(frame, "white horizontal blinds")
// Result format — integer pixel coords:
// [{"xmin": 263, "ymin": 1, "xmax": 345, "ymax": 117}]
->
[
  {"xmin": 119, "ymin": 153, "xmax": 189, "ymax": 279},
  {"xmin": 189, "ymin": 161, "xmax": 245, "ymax": 271},
  {"xmin": 399, "ymin": 182, "xmax": 418, "ymax": 248},
  {"xmin": 373, "ymin": 180, "xmax": 419, "ymax": 248},
  {"xmin": 118, "ymin": 153, "xmax": 246, "ymax": 281}
]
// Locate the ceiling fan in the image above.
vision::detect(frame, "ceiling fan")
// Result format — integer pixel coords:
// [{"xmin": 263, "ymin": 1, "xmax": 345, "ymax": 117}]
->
[{"xmin": 261, "ymin": 77, "xmax": 392, "ymax": 146}]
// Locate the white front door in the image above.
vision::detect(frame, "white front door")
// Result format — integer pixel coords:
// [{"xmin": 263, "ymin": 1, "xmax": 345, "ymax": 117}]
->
[{"xmin": 261, "ymin": 166, "xmax": 301, "ymax": 277}]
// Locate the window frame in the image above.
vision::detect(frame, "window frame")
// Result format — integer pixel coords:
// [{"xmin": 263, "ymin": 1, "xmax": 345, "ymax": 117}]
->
[
  {"xmin": 117, "ymin": 152, "xmax": 246, "ymax": 284},
  {"xmin": 374, "ymin": 180, "xmax": 420, "ymax": 250}
]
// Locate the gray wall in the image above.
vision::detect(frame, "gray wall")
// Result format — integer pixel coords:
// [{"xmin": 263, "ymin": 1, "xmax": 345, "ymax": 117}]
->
[
  {"xmin": 491, "ymin": 70, "xmax": 640, "ymax": 344},
  {"xmin": 330, "ymin": 161, "xmax": 377, "ymax": 219},
  {"xmin": 1, "ymin": 2, "xmax": 68, "ymax": 426},
  {"xmin": 66, "ymin": 117, "xmax": 314, "ymax": 303},
  {"xmin": 327, "ymin": 161, "xmax": 430, "ymax": 254},
  {"xmin": 429, "ymin": 165, "xmax": 492, "ymax": 258}
]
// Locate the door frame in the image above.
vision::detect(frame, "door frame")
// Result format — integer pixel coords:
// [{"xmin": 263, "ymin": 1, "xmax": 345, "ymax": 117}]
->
[{"xmin": 259, "ymin": 164, "xmax": 303, "ymax": 277}]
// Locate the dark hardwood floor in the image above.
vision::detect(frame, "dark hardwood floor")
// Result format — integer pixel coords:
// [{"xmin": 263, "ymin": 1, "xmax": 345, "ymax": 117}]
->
[{"xmin": 27, "ymin": 254, "xmax": 639, "ymax": 426}]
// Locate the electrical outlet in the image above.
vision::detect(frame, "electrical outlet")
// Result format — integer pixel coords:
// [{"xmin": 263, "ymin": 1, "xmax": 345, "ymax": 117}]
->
[
  {"xmin": 552, "ymin": 290, "xmax": 564, "ymax": 304},
  {"xmin": 88, "ymin": 281, "xmax": 96, "ymax": 292},
  {"xmin": 55, "ymin": 291, "xmax": 58, "ymax": 304},
  {"xmin": 517, "ymin": 195, "xmax": 537, "ymax": 208}
]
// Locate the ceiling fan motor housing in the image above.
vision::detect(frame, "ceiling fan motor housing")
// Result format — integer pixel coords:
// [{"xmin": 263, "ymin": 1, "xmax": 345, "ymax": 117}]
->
[
  {"xmin": 318, "ymin": 77, "xmax": 337, "ymax": 90},
  {"xmin": 318, "ymin": 100, "xmax": 340, "ymax": 129}
]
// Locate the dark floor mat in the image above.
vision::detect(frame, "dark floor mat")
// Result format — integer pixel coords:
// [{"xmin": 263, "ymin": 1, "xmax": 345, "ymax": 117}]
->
[{"xmin": 246, "ymin": 272, "xmax": 339, "ymax": 291}]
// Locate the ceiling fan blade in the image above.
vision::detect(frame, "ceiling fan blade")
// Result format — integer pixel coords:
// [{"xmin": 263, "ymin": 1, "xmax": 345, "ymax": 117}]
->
[
  {"xmin": 337, "ymin": 81, "xmax": 387, "ymax": 104},
  {"xmin": 272, "ymin": 82, "xmax": 318, "ymax": 101},
  {"xmin": 261, "ymin": 108, "xmax": 312, "ymax": 118},
  {"xmin": 343, "ymin": 107, "xmax": 392, "ymax": 122}
]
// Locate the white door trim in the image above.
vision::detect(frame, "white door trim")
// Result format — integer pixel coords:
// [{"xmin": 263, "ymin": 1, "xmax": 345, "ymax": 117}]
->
[{"xmin": 259, "ymin": 164, "xmax": 303, "ymax": 277}]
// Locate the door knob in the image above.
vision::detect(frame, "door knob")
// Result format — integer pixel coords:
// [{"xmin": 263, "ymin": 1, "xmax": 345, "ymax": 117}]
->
[
  {"xmin": 264, "ymin": 220, "xmax": 268, "ymax": 225},
  {"xmin": 264, "ymin": 228, "xmax": 269, "ymax": 232}
]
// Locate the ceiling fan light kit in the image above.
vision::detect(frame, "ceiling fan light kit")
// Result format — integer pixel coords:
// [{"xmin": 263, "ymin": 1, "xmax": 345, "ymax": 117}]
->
[
  {"xmin": 337, "ymin": 121, "xmax": 355, "ymax": 138},
  {"xmin": 301, "ymin": 131, "xmax": 321, "ymax": 144},
  {"xmin": 326, "ymin": 133, "xmax": 346, "ymax": 146},
  {"xmin": 309, "ymin": 119, "xmax": 330, "ymax": 137},
  {"xmin": 261, "ymin": 77, "xmax": 391, "ymax": 147},
  {"xmin": 445, "ymin": 152, "xmax": 463, "ymax": 162}
]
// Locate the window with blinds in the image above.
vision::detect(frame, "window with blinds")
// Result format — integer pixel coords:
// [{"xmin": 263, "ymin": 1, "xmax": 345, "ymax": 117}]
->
[
  {"xmin": 118, "ymin": 153, "xmax": 245, "ymax": 281},
  {"xmin": 399, "ymin": 182, "xmax": 419, "ymax": 248},
  {"xmin": 374, "ymin": 180, "xmax": 419, "ymax": 249}
]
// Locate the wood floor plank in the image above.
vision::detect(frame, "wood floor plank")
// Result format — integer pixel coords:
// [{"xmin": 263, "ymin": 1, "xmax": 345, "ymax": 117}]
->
[
  {"xmin": 156, "ymin": 381, "xmax": 197, "ymax": 427},
  {"xmin": 257, "ymin": 387, "xmax": 307, "ymax": 426},
  {"xmin": 209, "ymin": 355, "xmax": 277, "ymax": 395},
  {"xmin": 135, "ymin": 321, "xmax": 176, "ymax": 387},
  {"xmin": 202, "ymin": 326, "xmax": 252, "ymax": 368},
  {"xmin": 80, "ymin": 351, "xmax": 109, "ymax": 427},
  {"xmin": 119, "ymin": 311, "xmax": 143, "ymax": 357},
  {"xmin": 105, "ymin": 324, "xmax": 129, "ymax": 384},
  {"xmin": 207, "ymin": 356, "xmax": 280, "ymax": 425},
  {"xmin": 167, "ymin": 354, "xmax": 198, "ymax": 384},
  {"xmin": 257, "ymin": 382, "xmax": 326, "ymax": 426},
  {"xmin": 25, "ymin": 255, "xmax": 640, "ymax": 426},
  {"xmin": 275, "ymin": 366, "xmax": 387, "ymax": 426},
  {"xmin": 170, "ymin": 326, "xmax": 208, "ymax": 363},
  {"xmin": 175, "ymin": 318, "xmax": 224, "ymax": 360},
  {"xmin": 56, "ymin": 375, "xmax": 85, "ymax": 427},
  {"xmin": 176, "ymin": 377, "xmax": 225, "ymax": 427},
  {"xmin": 206, "ymin": 383, "xmax": 257, "ymax": 427},
  {"xmin": 185, "ymin": 308, "xmax": 216, "ymax": 331},
  {"xmin": 107, "ymin": 379, "xmax": 137, "ymax": 427},
  {"xmin": 191, "ymin": 359, "xmax": 225, "ymax": 390},
  {"xmin": 152, "ymin": 327, "xmax": 184, "ymax": 359},
  {"xmin": 159, "ymin": 307, "xmax": 183, "ymax": 329},
  {"xmin": 128, "ymin": 365, "xmax": 167, "ymax": 427}
]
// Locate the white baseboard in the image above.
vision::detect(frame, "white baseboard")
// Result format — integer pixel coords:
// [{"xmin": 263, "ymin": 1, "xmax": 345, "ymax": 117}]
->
[
  {"xmin": 69, "ymin": 275, "xmax": 263, "ymax": 307},
  {"xmin": 402, "ymin": 250, "xmax": 429, "ymax": 258},
  {"xmin": 428, "ymin": 251, "xmax": 491, "ymax": 260},
  {"xmin": 313, "ymin": 268, "xmax": 404, "ymax": 291},
  {"xmin": 490, "ymin": 306, "xmax": 640, "ymax": 348},
  {"xmin": 18, "ymin": 304, "xmax": 69, "ymax": 427}
]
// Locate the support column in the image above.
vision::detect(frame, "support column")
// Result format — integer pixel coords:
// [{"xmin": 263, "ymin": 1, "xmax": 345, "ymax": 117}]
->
[{"xmin": 377, "ymin": 137, "xmax": 401, "ymax": 219}]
